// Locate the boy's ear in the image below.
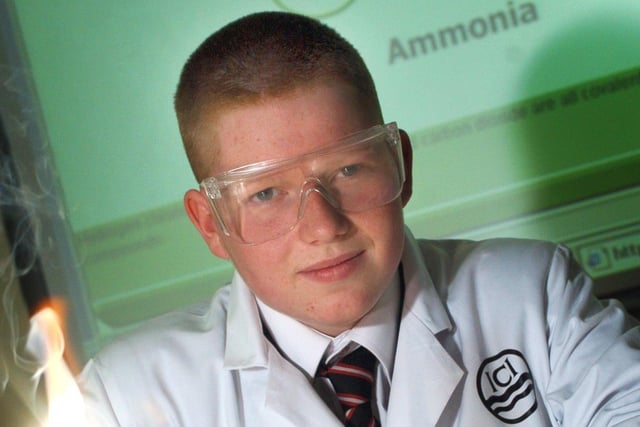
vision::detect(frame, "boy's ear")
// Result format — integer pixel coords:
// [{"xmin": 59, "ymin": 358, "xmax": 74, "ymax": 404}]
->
[
  {"xmin": 183, "ymin": 189, "xmax": 231, "ymax": 259},
  {"xmin": 399, "ymin": 129, "xmax": 413, "ymax": 207}
]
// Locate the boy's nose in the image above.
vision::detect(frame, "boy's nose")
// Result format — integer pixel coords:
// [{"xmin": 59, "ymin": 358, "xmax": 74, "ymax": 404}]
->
[
  {"xmin": 296, "ymin": 182, "xmax": 349, "ymax": 243},
  {"xmin": 297, "ymin": 179, "xmax": 340, "ymax": 216}
]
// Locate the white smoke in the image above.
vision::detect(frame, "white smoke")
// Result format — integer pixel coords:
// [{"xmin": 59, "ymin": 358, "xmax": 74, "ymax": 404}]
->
[{"xmin": 0, "ymin": 63, "xmax": 64, "ymax": 426}]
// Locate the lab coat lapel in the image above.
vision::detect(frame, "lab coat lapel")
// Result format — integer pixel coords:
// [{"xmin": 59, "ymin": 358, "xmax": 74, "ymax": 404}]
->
[
  {"xmin": 225, "ymin": 273, "xmax": 341, "ymax": 426},
  {"xmin": 386, "ymin": 231, "xmax": 464, "ymax": 427},
  {"xmin": 264, "ymin": 345, "xmax": 342, "ymax": 427},
  {"xmin": 387, "ymin": 314, "xmax": 464, "ymax": 426}
]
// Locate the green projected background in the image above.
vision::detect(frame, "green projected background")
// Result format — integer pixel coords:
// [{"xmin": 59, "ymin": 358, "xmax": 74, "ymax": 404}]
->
[{"xmin": 11, "ymin": 0, "xmax": 640, "ymax": 354}]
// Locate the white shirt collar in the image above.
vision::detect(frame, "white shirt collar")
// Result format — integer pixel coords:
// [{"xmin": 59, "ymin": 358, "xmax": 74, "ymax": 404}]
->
[{"xmin": 257, "ymin": 272, "xmax": 401, "ymax": 383}]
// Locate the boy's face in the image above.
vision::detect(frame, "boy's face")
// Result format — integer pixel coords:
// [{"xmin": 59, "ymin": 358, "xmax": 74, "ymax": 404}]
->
[{"xmin": 185, "ymin": 82, "xmax": 411, "ymax": 336}]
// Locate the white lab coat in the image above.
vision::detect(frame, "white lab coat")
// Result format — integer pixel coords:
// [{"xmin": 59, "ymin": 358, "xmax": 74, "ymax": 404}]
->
[{"xmin": 78, "ymin": 230, "xmax": 640, "ymax": 426}]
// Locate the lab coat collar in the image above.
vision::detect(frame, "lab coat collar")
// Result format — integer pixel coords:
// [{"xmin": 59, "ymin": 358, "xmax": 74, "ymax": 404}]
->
[
  {"xmin": 385, "ymin": 229, "xmax": 464, "ymax": 426},
  {"xmin": 224, "ymin": 271, "xmax": 269, "ymax": 369},
  {"xmin": 400, "ymin": 227, "xmax": 452, "ymax": 335}
]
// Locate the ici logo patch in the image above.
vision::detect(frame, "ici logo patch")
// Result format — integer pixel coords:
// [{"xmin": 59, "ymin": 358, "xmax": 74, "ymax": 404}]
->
[{"xmin": 476, "ymin": 349, "xmax": 537, "ymax": 424}]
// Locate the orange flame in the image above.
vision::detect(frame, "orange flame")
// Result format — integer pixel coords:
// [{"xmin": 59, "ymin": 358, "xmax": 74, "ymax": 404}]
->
[{"xmin": 26, "ymin": 304, "xmax": 85, "ymax": 426}]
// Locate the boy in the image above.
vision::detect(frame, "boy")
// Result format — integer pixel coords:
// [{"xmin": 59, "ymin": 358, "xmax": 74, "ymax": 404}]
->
[{"xmin": 79, "ymin": 11, "xmax": 640, "ymax": 426}]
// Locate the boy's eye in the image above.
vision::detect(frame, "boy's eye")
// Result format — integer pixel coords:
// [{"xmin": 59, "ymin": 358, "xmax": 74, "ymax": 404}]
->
[
  {"xmin": 251, "ymin": 188, "xmax": 277, "ymax": 202},
  {"xmin": 339, "ymin": 164, "xmax": 360, "ymax": 177}
]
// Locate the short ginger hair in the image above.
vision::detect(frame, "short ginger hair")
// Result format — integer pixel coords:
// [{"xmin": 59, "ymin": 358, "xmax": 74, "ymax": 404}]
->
[{"xmin": 174, "ymin": 11, "xmax": 382, "ymax": 181}]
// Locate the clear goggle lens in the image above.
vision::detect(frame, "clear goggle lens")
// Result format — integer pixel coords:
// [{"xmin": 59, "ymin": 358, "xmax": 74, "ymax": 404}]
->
[{"xmin": 201, "ymin": 122, "xmax": 404, "ymax": 244}]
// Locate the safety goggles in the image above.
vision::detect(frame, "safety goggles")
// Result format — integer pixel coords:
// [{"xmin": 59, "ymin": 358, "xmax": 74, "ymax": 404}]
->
[{"xmin": 200, "ymin": 122, "xmax": 404, "ymax": 244}]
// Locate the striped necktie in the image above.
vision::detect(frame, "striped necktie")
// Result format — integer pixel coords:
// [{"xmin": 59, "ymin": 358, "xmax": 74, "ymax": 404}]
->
[{"xmin": 319, "ymin": 346, "xmax": 380, "ymax": 427}]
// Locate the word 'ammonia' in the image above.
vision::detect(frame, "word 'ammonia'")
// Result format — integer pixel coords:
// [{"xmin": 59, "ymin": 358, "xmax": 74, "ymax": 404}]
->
[{"xmin": 390, "ymin": 2, "xmax": 539, "ymax": 64}]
